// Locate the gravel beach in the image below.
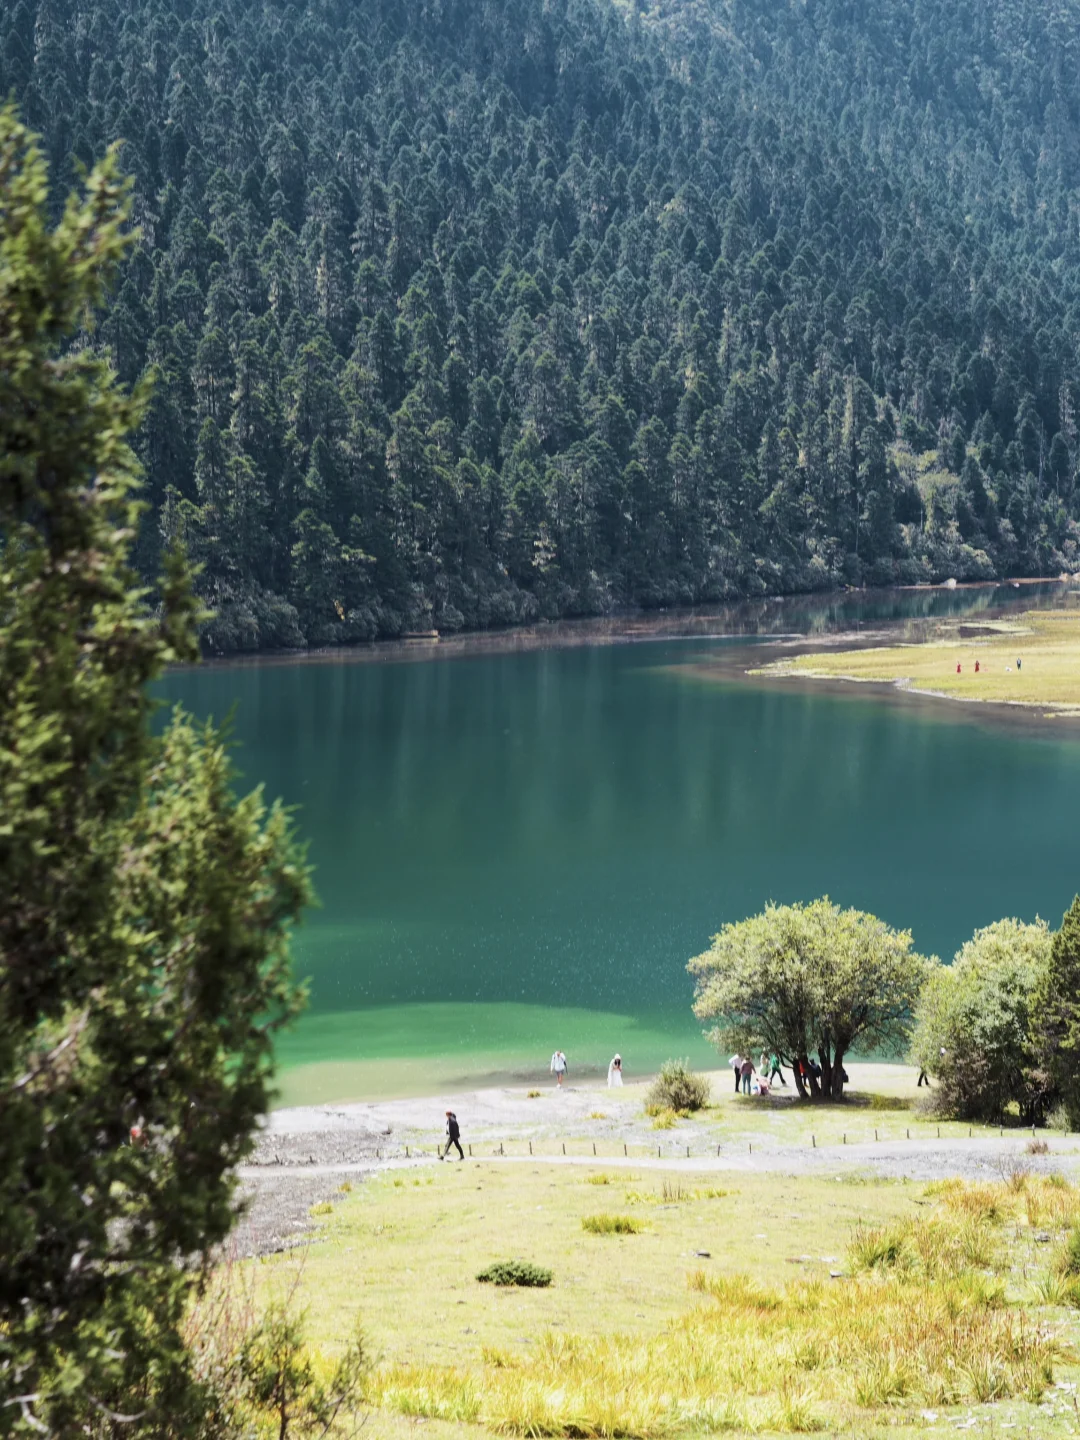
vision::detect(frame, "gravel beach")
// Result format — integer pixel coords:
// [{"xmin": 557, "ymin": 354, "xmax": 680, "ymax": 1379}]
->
[{"xmin": 232, "ymin": 1063, "xmax": 1080, "ymax": 1256}]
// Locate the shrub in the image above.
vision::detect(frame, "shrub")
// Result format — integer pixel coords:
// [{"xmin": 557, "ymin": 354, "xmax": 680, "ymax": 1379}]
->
[
  {"xmin": 582, "ymin": 1214, "xmax": 642, "ymax": 1235},
  {"xmin": 1058, "ymin": 1224, "xmax": 1080, "ymax": 1278},
  {"xmin": 476, "ymin": 1260, "xmax": 553, "ymax": 1288},
  {"xmin": 1027, "ymin": 1138, "xmax": 1050, "ymax": 1155},
  {"xmin": 650, "ymin": 1107, "xmax": 678, "ymax": 1129},
  {"xmin": 1048, "ymin": 1103, "xmax": 1072, "ymax": 1134},
  {"xmin": 646, "ymin": 1059, "xmax": 711, "ymax": 1113}
]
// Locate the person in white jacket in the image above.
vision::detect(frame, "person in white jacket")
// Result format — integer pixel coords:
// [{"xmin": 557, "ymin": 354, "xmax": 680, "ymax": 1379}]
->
[
  {"xmin": 607, "ymin": 1054, "xmax": 623, "ymax": 1087},
  {"xmin": 729, "ymin": 1053, "xmax": 743, "ymax": 1093},
  {"xmin": 550, "ymin": 1050, "xmax": 567, "ymax": 1086}
]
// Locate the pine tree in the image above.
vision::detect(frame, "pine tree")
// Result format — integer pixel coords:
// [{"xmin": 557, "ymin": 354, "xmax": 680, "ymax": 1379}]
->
[{"xmin": 0, "ymin": 108, "xmax": 310, "ymax": 1435}]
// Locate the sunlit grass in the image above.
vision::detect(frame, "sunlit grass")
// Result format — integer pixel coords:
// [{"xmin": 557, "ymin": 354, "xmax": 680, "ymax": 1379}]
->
[
  {"xmin": 359, "ymin": 1179, "xmax": 1071, "ymax": 1434},
  {"xmin": 253, "ymin": 1158, "xmax": 1080, "ymax": 1438},
  {"xmin": 760, "ymin": 606, "xmax": 1080, "ymax": 712}
]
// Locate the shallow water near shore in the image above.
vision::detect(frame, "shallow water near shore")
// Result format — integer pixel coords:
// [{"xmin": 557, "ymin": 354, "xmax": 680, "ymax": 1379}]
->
[{"xmin": 158, "ymin": 582, "xmax": 1080, "ymax": 1103}]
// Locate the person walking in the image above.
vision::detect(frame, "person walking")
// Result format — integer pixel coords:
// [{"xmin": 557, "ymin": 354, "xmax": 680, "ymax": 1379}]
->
[
  {"xmin": 917, "ymin": 1067, "xmax": 929, "ymax": 1087},
  {"xmin": 442, "ymin": 1110, "xmax": 464, "ymax": 1160},
  {"xmin": 550, "ymin": 1050, "xmax": 567, "ymax": 1087},
  {"xmin": 768, "ymin": 1053, "xmax": 786, "ymax": 1085},
  {"xmin": 729, "ymin": 1052, "xmax": 743, "ymax": 1093},
  {"xmin": 739, "ymin": 1055, "xmax": 756, "ymax": 1095},
  {"xmin": 607, "ymin": 1053, "xmax": 623, "ymax": 1087}
]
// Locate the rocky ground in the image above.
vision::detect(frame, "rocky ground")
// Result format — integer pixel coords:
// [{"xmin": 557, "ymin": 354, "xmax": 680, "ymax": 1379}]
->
[{"xmin": 231, "ymin": 1064, "xmax": 1080, "ymax": 1257}]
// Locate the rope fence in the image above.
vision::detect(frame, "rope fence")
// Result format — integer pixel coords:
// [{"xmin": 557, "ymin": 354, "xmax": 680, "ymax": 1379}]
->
[{"xmin": 341, "ymin": 1122, "xmax": 1069, "ymax": 1165}]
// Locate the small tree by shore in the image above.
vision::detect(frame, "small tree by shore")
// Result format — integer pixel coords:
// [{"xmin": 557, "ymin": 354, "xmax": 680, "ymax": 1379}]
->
[
  {"xmin": 910, "ymin": 918, "xmax": 1051, "ymax": 1124},
  {"xmin": 689, "ymin": 899, "xmax": 932, "ymax": 1101}
]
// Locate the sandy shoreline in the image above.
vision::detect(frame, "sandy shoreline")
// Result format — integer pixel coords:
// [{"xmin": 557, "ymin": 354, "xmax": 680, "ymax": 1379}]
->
[{"xmin": 233, "ymin": 1063, "xmax": 1080, "ymax": 1257}]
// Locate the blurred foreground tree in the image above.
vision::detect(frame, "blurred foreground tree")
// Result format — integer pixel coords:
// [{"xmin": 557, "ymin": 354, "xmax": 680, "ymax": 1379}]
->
[
  {"xmin": 0, "ymin": 107, "xmax": 310, "ymax": 1436},
  {"xmin": 689, "ymin": 899, "xmax": 932, "ymax": 1100}
]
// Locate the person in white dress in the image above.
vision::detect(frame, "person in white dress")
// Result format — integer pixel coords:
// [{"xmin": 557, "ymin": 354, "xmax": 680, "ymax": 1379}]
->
[
  {"xmin": 607, "ymin": 1053, "xmax": 623, "ymax": 1087},
  {"xmin": 550, "ymin": 1050, "xmax": 567, "ymax": 1086}
]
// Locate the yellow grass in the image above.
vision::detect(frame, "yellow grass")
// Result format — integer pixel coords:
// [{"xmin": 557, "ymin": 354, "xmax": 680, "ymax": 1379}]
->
[
  {"xmin": 762, "ymin": 606, "xmax": 1080, "ymax": 713},
  {"xmin": 362, "ymin": 1179, "xmax": 1072, "ymax": 1434},
  {"xmin": 250, "ymin": 1162, "xmax": 1080, "ymax": 1438}
]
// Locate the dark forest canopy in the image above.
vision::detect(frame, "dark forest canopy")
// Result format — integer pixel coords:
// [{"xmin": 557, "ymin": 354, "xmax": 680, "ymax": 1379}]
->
[{"xmin": 6, "ymin": 0, "xmax": 1080, "ymax": 650}]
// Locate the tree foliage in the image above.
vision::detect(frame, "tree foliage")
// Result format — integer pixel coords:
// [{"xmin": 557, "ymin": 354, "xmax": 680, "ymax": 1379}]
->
[
  {"xmin": 0, "ymin": 107, "xmax": 310, "ymax": 1436},
  {"xmin": 911, "ymin": 918, "xmax": 1052, "ymax": 1124},
  {"xmin": 4, "ymin": 0, "xmax": 1080, "ymax": 651},
  {"xmin": 689, "ymin": 899, "xmax": 932, "ymax": 1100},
  {"xmin": 1031, "ymin": 897, "xmax": 1080, "ymax": 1129}
]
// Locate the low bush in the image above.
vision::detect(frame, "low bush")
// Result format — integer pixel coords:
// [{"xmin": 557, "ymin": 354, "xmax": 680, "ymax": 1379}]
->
[
  {"xmin": 582, "ymin": 1214, "xmax": 642, "ymax": 1235},
  {"xmin": 476, "ymin": 1260, "xmax": 553, "ymax": 1288},
  {"xmin": 649, "ymin": 1106, "xmax": 678, "ymax": 1129},
  {"xmin": 1027, "ymin": 1138, "xmax": 1050, "ymax": 1155},
  {"xmin": 646, "ymin": 1058, "xmax": 711, "ymax": 1113}
]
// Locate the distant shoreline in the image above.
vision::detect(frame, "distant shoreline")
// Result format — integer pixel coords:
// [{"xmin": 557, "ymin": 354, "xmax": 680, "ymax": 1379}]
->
[{"xmin": 173, "ymin": 577, "xmax": 1065, "ymax": 673}]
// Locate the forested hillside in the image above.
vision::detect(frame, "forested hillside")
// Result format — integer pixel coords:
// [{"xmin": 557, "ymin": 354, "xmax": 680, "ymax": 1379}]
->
[{"xmin": 6, "ymin": 0, "xmax": 1080, "ymax": 648}]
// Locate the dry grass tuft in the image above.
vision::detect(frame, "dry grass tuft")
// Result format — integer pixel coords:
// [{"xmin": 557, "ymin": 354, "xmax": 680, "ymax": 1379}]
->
[{"xmin": 582, "ymin": 1213, "xmax": 643, "ymax": 1235}]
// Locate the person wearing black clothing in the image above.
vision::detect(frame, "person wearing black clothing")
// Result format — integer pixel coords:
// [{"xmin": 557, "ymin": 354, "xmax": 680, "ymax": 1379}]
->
[{"xmin": 442, "ymin": 1109, "xmax": 464, "ymax": 1160}]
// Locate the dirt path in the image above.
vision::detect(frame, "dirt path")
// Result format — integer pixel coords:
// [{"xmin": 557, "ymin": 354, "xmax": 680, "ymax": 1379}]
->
[{"xmin": 232, "ymin": 1064, "xmax": 1080, "ymax": 1256}]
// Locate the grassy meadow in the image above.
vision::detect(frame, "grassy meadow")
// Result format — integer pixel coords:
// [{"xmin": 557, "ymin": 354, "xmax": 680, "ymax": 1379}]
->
[
  {"xmin": 759, "ymin": 605, "xmax": 1080, "ymax": 713},
  {"xmin": 250, "ymin": 1103, "xmax": 1080, "ymax": 1438}
]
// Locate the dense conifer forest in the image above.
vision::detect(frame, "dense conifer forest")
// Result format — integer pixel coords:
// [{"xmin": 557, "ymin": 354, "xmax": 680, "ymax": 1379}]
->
[{"xmin": 6, "ymin": 0, "xmax": 1080, "ymax": 649}]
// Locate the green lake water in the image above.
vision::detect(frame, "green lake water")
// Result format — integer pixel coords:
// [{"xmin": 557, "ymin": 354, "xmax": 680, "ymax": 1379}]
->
[{"xmin": 158, "ymin": 585, "xmax": 1080, "ymax": 1104}]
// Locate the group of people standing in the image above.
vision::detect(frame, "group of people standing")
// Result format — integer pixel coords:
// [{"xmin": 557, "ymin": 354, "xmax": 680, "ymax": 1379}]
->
[{"xmin": 729, "ymin": 1051, "xmax": 786, "ymax": 1095}]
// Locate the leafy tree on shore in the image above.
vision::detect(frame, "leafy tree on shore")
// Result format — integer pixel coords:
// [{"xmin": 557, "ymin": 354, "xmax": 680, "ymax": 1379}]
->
[
  {"xmin": 0, "ymin": 109, "xmax": 310, "ymax": 1436},
  {"xmin": 689, "ymin": 899, "xmax": 932, "ymax": 1100},
  {"xmin": 1031, "ymin": 898, "xmax": 1080, "ymax": 1129},
  {"xmin": 910, "ymin": 918, "xmax": 1052, "ymax": 1124}
]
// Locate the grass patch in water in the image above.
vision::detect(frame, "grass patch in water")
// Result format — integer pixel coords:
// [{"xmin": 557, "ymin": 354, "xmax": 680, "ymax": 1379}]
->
[{"xmin": 762, "ymin": 605, "xmax": 1080, "ymax": 713}]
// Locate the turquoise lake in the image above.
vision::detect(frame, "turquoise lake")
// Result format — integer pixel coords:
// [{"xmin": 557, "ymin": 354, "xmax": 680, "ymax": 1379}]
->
[{"xmin": 157, "ymin": 585, "xmax": 1080, "ymax": 1103}]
